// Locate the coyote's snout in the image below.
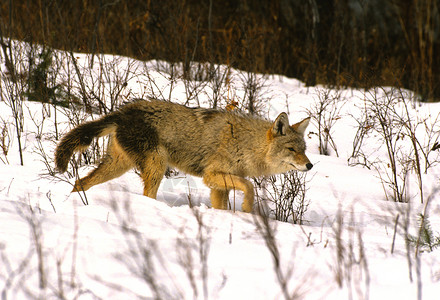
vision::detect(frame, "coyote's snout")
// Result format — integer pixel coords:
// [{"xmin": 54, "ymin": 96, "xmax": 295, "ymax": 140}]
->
[{"xmin": 55, "ymin": 99, "xmax": 312, "ymax": 212}]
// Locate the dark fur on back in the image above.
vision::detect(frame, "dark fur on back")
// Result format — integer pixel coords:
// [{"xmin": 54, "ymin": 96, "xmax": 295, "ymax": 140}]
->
[{"xmin": 113, "ymin": 106, "xmax": 160, "ymax": 168}]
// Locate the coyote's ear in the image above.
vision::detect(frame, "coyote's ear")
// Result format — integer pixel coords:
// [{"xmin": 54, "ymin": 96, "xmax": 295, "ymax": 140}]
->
[
  {"xmin": 291, "ymin": 117, "xmax": 311, "ymax": 136},
  {"xmin": 271, "ymin": 112, "xmax": 290, "ymax": 136}
]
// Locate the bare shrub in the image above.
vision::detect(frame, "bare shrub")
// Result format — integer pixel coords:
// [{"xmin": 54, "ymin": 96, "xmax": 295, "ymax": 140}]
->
[
  {"xmin": 349, "ymin": 87, "xmax": 440, "ymax": 203},
  {"xmin": 110, "ymin": 199, "xmax": 182, "ymax": 299},
  {"xmin": 0, "ymin": 202, "xmax": 88, "ymax": 299},
  {"xmin": 254, "ymin": 171, "xmax": 310, "ymax": 224},
  {"xmin": 354, "ymin": 88, "xmax": 407, "ymax": 202},
  {"xmin": 390, "ymin": 201, "xmax": 414, "ymax": 282},
  {"xmin": 253, "ymin": 203, "xmax": 307, "ymax": 300},
  {"xmin": 111, "ymin": 198, "xmax": 218, "ymax": 300},
  {"xmin": 306, "ymin": 88, "xmax": 345, "ymax": 156},
  {"xmin": 0, "ymin": 38, "xmax": 27, "ymax": 165},
  {"xmin": 238, "ymin": 71, "xmax": 269, "ymax": 115},
  {"xmin": 205, "ymin": 64, "xmax": 232, "ymax": 109},
  {"xmin": 331, "ymin": 207, "xmax": 370, "ymax": 300},
  {"xmin": 68, "ymin": 53, "xmax": 138, "ymax": 113},
  {"xmin": 176, "ymin": 208, "xmax": 212, "ymax": 300},
  {"xmin": 0, "ymin": 118, "xmax": 10, "ymax": 164},
  {"xmin": 27, "ymin": 104, "xmax": 57, "ymax": 176}
]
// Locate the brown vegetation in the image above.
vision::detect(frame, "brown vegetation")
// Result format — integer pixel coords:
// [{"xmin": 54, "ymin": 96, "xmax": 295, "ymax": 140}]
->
[{"xmin": 1, "ymin": 0, "xmax": 439, "ymax": 100}]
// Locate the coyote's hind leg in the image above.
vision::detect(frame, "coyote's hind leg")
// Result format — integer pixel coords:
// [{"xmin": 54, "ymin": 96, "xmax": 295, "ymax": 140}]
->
[
  {"xmin": 138, "ymin": 148, "xmax": 168, "ymax": 199},
  {"xmin": 210, "ymin": 189, "xmax": 230, "ymax": 210},
  {"xmin": 72, "ymin": 138, "xmax": 134, "ymax": 193}
]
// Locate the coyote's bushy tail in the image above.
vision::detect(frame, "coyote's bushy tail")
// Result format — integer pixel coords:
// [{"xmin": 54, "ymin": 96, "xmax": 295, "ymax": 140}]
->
[{"xmin": 55, "ymin": 116, "xmax": 116, "ymax": 172}]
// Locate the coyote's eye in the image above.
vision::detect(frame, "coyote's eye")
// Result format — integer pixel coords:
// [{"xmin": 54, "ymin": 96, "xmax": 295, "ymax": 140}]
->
[{"xmin": 288, "ymin": 147, "xmax": 296, "ymax": 152}]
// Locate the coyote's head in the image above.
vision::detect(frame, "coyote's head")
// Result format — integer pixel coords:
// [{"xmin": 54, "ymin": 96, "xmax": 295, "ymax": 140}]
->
[{"xmin": 266, "ymin": 113, "xmax": 313, "ymax": 173}]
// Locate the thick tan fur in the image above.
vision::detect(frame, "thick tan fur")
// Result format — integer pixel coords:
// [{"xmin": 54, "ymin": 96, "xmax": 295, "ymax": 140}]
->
[{"xmin": 55, "ymin": 99, "xmax": 313, "ymax": 212}]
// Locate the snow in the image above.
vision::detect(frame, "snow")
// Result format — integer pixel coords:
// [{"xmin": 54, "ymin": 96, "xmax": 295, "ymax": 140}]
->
[{"xmin": 1, "ymin": 40, "xmax": 440, "ymax": 299}]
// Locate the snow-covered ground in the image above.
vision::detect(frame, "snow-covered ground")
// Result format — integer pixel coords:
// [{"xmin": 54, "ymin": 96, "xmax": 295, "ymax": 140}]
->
[{"xmin": 1, "ymin": 41, "xmax": 440, "ymax": 299}]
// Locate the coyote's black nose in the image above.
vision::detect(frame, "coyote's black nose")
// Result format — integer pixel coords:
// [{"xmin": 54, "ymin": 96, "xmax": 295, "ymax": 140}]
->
[{"xmin": 306, "ymin": 163, "xmax": 313, "ymax": 170}]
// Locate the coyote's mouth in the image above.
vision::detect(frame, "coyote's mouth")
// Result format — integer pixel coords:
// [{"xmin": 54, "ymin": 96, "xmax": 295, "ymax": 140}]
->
[{"xmin": 287, "ymin": 162, "xmax": 313, "ymax": 171}]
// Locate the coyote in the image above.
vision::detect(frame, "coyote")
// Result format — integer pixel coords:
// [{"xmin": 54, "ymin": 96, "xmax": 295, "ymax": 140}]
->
[{"xmin": 55, "ymin": 99, "xmax": 313, "ymax": 212}]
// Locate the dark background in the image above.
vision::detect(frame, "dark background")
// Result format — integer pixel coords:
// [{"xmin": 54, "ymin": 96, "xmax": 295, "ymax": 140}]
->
[{"xmin": 1, "ymin": 0, "xmax": 439, "ymax": 100}]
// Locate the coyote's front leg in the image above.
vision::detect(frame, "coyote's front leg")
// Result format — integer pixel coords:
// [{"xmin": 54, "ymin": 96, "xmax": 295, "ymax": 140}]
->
[
  {"xmin": 210, "ymin": 189, "xmax": 230, "ymax": 210},
  {"xmin": 203, "ymin": 172, "xmax": 254, "ymax": 212}
]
